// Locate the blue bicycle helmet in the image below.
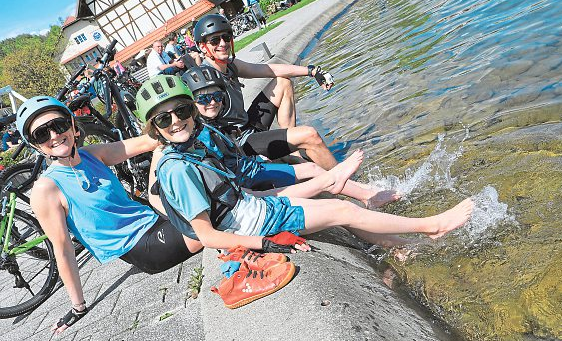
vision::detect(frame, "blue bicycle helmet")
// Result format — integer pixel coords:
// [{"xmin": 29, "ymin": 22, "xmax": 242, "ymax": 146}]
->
[{"xmin": 16, "ymin": 96, "xmax": 74, "ymax": 144}]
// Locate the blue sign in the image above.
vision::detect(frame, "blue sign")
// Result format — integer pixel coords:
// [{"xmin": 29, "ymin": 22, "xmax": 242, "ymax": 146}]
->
[{"xmin": 93, "ymin": 32, "xmax": 102, "ymax": 41}]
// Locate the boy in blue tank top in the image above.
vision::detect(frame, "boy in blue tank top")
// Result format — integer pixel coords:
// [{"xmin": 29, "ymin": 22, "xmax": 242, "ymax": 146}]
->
[{"xmin": 16, "ymin": 97, "xmax": 204, "ymax": 334}]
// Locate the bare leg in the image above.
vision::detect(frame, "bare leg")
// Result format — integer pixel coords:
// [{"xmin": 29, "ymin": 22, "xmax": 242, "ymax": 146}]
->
[
  {"xmin": 261, "ymin": 77, "xmax": 296, "ymax": 128},
  {"xmin": 291, "ymin": 197, "xmax": 474, "ymax": 239},
  {"xmin": 286, "ymin": 126, "xmax": 338, "ymax": 169},
  {"xmin": 250, "ymin": 150, "xmax": 363, "ymax": 198},
  {"xmin": 291, "ymin": 161, "xmax": 400, "ymax": 207}
]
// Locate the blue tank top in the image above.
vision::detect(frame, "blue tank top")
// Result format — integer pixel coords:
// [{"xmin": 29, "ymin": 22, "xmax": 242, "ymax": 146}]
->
[{"xmin": 42, "ymin": 149, "xmax": 158, "ymax": 263}]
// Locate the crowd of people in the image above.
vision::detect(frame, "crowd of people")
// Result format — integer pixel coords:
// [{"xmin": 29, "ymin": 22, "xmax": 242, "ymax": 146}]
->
[{"xmin": 14, "ymin": 13, "xmax": 474, "ymax": 334}]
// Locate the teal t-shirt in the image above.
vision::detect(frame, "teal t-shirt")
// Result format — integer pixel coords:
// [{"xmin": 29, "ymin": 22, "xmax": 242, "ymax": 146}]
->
[{"xmin": 158, "ymin": 148, "xmax": 211, "ymax": 222}]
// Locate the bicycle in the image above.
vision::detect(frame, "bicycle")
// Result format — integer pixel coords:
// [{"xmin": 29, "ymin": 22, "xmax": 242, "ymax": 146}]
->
[
  {"xmin": 0, "ymin": 39, "xmax": 151, "ymax": 205},
  {"xmin": 0, "ymin": 180, "xmax": 57, "ymax": 318}
]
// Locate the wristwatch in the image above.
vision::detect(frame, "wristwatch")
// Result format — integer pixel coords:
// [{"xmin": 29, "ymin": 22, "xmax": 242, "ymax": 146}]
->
[{"xmin": 307, "ymin": 64, "xmax": 315, "ymax": 77}]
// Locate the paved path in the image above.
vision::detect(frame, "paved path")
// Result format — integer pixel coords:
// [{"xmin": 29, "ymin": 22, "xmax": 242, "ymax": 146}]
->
[{"xmin": 0, "ymin": 1, "xmax": 447, "ymax": 340}]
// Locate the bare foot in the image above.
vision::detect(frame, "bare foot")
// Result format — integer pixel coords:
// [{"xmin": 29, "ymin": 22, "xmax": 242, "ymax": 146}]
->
[
  {"xmin": 363, "ymin": 189, "xmax": 401, "ymax": 209},
  {"xmin": 425, "ymin": 198, "xmax": 474, "ymax": 239},
  {"xmin": 326, "ymin": 150, "xmax": 364, "ymax": 194}
]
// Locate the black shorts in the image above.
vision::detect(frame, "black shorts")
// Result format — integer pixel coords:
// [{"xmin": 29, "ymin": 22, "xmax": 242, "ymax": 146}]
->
[
  {"xmin": 242, "ymin": 128, "xmax": 299, "ymax": 160},
  {"xmin": 247, "ymin": 91, "xmax": 279, "ymax": 131},
  {"xmin": 120, "ymin": 218, "xmax": 196, "ymax": 274}
]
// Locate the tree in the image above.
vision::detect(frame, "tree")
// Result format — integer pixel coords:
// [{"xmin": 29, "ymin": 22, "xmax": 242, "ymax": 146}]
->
[{"xmin": 1, "ymin": 45, "xmax": 65, "ymax": 98}]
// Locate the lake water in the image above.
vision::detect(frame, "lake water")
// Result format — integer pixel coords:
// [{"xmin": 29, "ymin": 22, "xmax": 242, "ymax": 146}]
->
[{"xmin": 295, "ymin": 0, "xmax": 562, "ymax": 339}]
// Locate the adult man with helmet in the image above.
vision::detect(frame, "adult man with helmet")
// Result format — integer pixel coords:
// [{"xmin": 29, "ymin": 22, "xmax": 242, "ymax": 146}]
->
[{"xmin": 192, "ymin": 14, "xmax": 338, "ymax": 170}]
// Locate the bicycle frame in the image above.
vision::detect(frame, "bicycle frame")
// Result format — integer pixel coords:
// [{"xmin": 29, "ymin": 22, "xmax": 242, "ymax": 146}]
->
[{"xmin": 0, "ymin": 193, "xmax": 46, "ymax": 258}]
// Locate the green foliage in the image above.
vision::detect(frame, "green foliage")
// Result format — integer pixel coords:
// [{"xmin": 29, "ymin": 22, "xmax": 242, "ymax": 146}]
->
[
  {"xmin": 0, "ymin": 146, "xmax": 29, "ymax": 168},
  {"xmin": 0, "ymin": 25, "xmax": 64, "ymax": 97},
  {"xmin": 1, "ymin": 45, "xmax": 65, "ymax": 99},
  {"xmin": 234, "ymin": 21, "xmax": 283, "ymax": 52},
  {"xmin": 268, "ymin": 0, "xmax": 318, "ymax": 22},
  {"xmin": 158, "ymin": 312, "xmax": 174, "ymax": 321},
  {"xmin": 187, "ymin": 266, "xmax": 204, "ymax": 299},
  {"xmin": 259, "ymin": 0, "xmax": 275, "ymax": 14}
]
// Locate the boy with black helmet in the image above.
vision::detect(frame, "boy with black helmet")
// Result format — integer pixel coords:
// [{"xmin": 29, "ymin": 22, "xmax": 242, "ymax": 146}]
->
[
  {"xmin": 181, "ymin": 65, "xmax": 403, "ymax": 208},
  {"xmin": 193, "ymin": 14, "xmax": 339, "ymax": 171}
]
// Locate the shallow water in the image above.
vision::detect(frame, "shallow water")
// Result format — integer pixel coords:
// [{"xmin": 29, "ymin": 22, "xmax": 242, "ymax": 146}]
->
[{"xmin": 295, "ymin": 0, "xmax": 562, "ymax": 339}]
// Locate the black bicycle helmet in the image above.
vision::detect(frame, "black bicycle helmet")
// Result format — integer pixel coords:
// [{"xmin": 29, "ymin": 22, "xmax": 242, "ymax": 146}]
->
[
  {"xmin": 193, "ymin": 14, "xmax": 233, "ymax": 43},
  {"xmin": 181, "ymin": 66, "xmax": 226, "ymax": 93}
]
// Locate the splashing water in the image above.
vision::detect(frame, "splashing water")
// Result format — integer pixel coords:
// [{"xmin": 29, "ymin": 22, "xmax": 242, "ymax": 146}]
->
[
  {"xmin": 367, "ymin": 134, "xmax": 464, "ymax": 197},
  {"xmin": 462, "ymin": 186, "xmax": 516, "ymax": 240}
]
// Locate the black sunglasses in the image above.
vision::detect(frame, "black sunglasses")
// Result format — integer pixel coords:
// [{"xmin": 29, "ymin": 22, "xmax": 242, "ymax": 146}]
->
[
  {"xmin": 206, "ymin": 33, "xmax": 233, "ymax": 46},
  {"xmin": 151, "ymin": 104, "xmax": 195, "ymax": 129},
  {"xmin": 195, "ymin": 91, "xmax": 225, "ymax": 106},
  {"xmin": 30, "ymin": 117, "xmax": 73, "ymax": 144}
]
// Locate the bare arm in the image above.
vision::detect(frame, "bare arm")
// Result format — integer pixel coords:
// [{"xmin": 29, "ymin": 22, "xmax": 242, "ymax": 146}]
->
[
  {"xmin": 234, "ymin": 59, "xmax": 309, "ymax": 79},
  {"xmin": 83, "ymin": 134, "xmax": 159, "ymax": 166},
  {"xmin": 30, "ymin": 179, "xmax": 85, "ymax": 317},
  {"xmin": 191, "ymin": 211, "xmax": 263, "ymax": 250}
]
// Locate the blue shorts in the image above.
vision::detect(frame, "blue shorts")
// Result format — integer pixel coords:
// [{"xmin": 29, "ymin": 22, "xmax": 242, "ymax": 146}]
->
[
  {"xmin": 258, "ymin": 196, "xmax": 305, "ymax": 236},
  {"xmin": 249, "ymin": 163, "xmax": 296, "ymax": 189}
]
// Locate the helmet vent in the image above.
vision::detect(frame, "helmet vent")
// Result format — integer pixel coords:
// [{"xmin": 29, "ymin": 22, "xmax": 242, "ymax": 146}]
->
[
  {"xmin": 141, "ymin": 89, "xmax": 151, "ymax": 100},
  {"xmin": 152, "ymin": 81, "xmax": 164, "ymax": 94},
  {"xmin": 202, "ymin": 69, "xmax": 212, "ymax": 81},
  {"xmin": 190, "ymin": 73, "xmax": 200, "ymax": 83},
  {"xmin": 166, "ymin": 77, "xmax": 176, "ymax": 88}
]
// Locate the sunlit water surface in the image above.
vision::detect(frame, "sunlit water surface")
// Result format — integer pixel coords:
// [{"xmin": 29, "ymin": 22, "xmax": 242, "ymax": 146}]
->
[{"xmin": 295, "ymin": 0, "xmax": 562, "ymax": 339}]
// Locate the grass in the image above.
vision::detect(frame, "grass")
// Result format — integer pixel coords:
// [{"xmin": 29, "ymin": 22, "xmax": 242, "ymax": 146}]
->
[
  {"xmin": 234, "ymin": 21, "xmax": 283, "ymax": 52},
  {"xmin": 268, "ymin": 0, "xmax": 319, "ymax": 22},
  {"xmin": 187, "ymin": 266, "xmax": 204, "ymax": 299}
]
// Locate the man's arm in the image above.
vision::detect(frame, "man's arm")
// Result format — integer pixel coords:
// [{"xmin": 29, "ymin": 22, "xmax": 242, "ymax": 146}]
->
[
  {"xmin": 234, "ymin": 59, "xmax": 308, "ymax": 79},
  {"xmin": 233, "ymin": 59, "xmax": 334, "ymax": 90}
]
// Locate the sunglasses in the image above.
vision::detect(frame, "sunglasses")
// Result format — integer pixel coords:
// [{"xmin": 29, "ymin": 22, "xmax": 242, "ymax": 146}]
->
[
  {"xmin": 206, "ymin": 33, "xmax": 233, "ymax": 46},
  {"xmin": 151, "ymin": 104, "xmax": 195, "ymax": 129},
  {"xmin": 30, "ymin": 117, "xmax": 73, "ymax": 144},
  {"xmin": 195, "ymin": 91, "xmax": 225, "ymax": 105}
]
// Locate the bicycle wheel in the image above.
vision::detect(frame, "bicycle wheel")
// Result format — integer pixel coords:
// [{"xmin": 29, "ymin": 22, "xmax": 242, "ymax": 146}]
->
[
  {"xmin": 0, "ymin": 162, "xmax": 37, "ymax": 213},
  {"xmin": 0, "ymin": 210, "xmax": 58, "ymax": 318}
]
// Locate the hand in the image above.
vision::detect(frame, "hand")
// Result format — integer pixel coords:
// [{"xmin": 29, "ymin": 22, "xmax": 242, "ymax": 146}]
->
[
  {"xmin": 51, "ymin": 305, "xmax": 89, "ymax": 335},
  {"xmin": 262, "ymin": 232, "xmax": 310, "ymax": 253},
  {"xmin": 313, "ymin": 66, "xmax": 335, "ymax": 91}
]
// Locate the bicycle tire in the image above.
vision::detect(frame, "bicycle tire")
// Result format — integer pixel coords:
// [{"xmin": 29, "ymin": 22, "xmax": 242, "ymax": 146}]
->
[
  {"xmin": 0, "ymin": 210, "xmax": 59, "ymax": 318},
  {"xmin": 0, "ymin": 162, "xmax": 37, "ymax": 213}
]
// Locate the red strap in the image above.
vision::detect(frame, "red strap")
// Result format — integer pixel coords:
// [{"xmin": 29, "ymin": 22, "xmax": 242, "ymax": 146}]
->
[{"xmin": 264, "ymin": 232, "xmax": 306, "ymax": 246}]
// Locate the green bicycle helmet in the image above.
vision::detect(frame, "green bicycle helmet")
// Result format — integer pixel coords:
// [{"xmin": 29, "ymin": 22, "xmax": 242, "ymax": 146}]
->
[
  {"xmin": 16, "ymin": 96, "xmax": 74, "ymax": 144},
  {"xmin": 134, "ymin": 75, "xmax": 193, "ymax": 123}
]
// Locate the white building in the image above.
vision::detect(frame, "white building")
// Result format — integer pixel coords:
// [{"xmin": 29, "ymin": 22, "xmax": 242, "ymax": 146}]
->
[
  {"xmin": 59, "ymin": 16, "xmax": 110, "ymax": 73},
  {"xmin": 73, "ymin": 0, "xmax": 218, "ymax": 64}
]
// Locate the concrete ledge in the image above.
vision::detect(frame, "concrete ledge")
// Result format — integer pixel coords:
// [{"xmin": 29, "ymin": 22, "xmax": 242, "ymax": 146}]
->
[
  {"xmin": 199, "ymin": 229, "xmax": 441, "ymax": 340},
  {"xmin": 236, "ymin": 0, "xmax": 357, "ymax": 104}
]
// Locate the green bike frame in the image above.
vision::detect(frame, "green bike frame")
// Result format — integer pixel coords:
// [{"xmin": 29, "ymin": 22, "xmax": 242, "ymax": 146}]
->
[{"xmin": 0, "ymin": 192, "xmax": 47, "ymax": 256}]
